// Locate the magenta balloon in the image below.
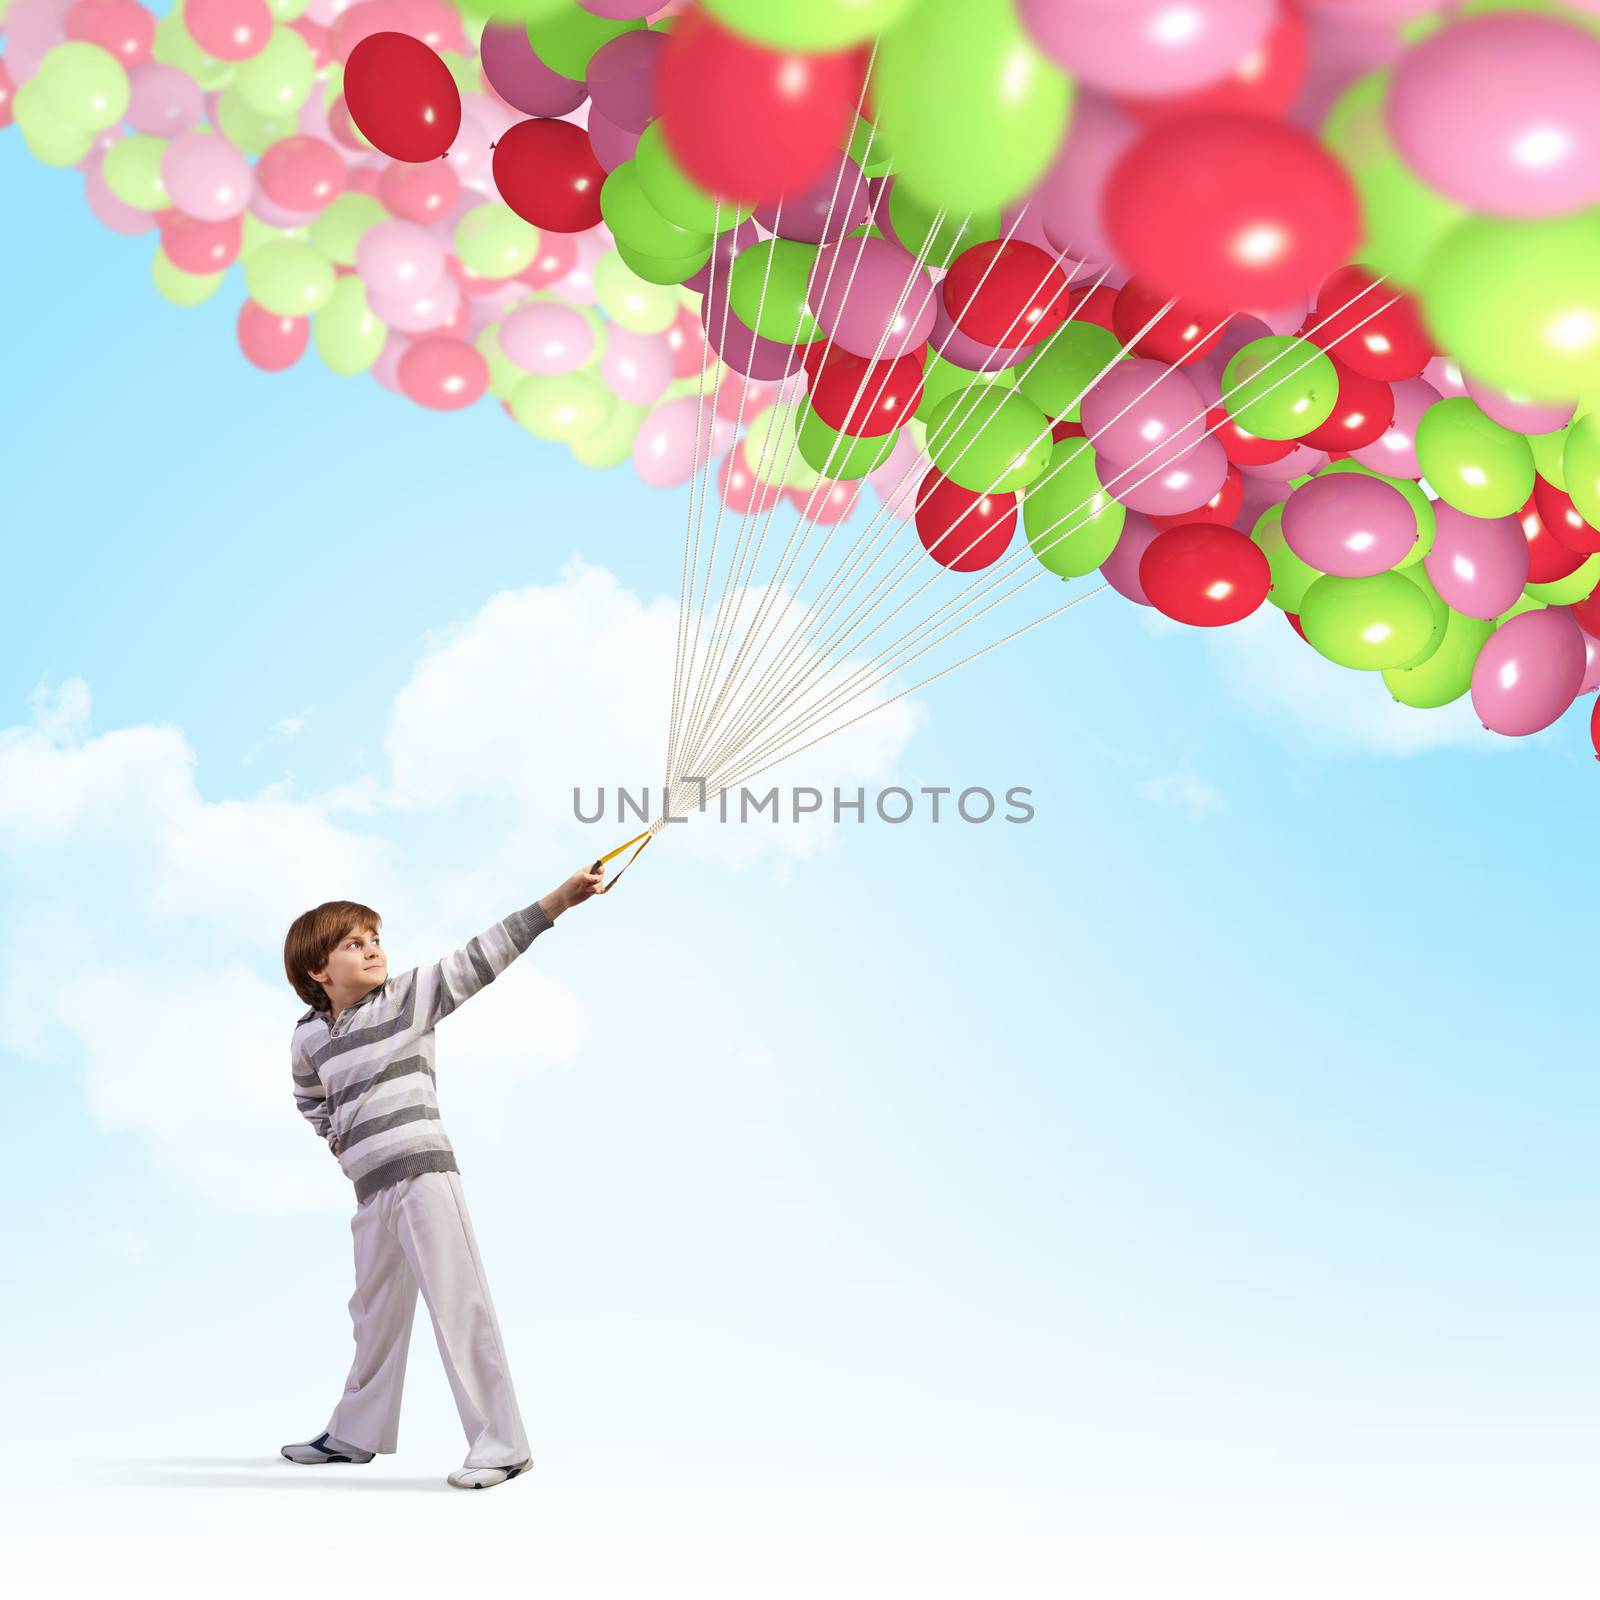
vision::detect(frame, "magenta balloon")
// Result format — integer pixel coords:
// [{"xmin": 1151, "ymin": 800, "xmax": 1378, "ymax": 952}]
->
[
  {"xmin": 161, "ymin": 134, "xmax": 253, "ymax": 221},
  {"xmin": 1350, "ymin": 376, "xmax": 1438, "ymax": 479},
  {"xmin": 586, "ymin": 29, "xmax": 664, "ymax": 134},
  {"xmin": 1386, "ymin": 14, "xmax": 1600, "ymax": 218},
  {"xmin": 602, "ymin": 325, "xmax": 673, "ymax": 405},
  {"xmin": 754, "ymin": 153, "xmax": 870, "ymax": 244},
  {"xmin": 1080, "ymin": 358, "xmax": 1206, "ymax": 468},
  {"xmin": 1462, "ymin": 372, "xmax": 1576, "ymax": 436},
  {"xmin": 684, "ymin": 217, "xmax": 759, "ymax": 294},
  {"xmin": 480, "ymin": 21, "xmax": 585, "ymax": 116},
  {"xmin": 126, "ymin": 62, "xmax": 203, "ymax": 136},
  {"xmin": 1036, "ymin": 90, "xmax": 1134, "ymax": 265},
  {"xmin": 1097, "ymin": 436, "xmax": 1228, "ymax": 516},
  {"xmin": 1019, "ymin": 0, "xmax": 1275, "ymax": 95},
  {"xmin": 1281, "ymin": 472, "xmax": 1418, "ymax": 577},
  {"xmin": 930, "ymin": 299, "xmax": 1033, "ymax": 373},
  {"xmin": 585, "ymin": 105, "xmax": 640, "ymax": 171},
  {"xmin": 702, "ymin": 280, "xmax": 801, "ymax": 380},
  {"xmin": 1423, "ymin": 503, "xmax": 1530, "ymax": 619},
  {"xmin": 1100, "ymin": 512, "xmax": 1161, "ymax": 604},
  {"xmin": 357, "ymin": 219, "xmax": 447, "ymax": 300},
  {"xmin": 580, "ymin": 0, "xmax": 658, "ymax": 16},
  {"xmin": 809, "ymin": 237, "xmax": 936, "ymax": 362},
  {"xmin": 1470, "ymin": 607, "xmax": 1586, "ymax": 735},
  {"xmin": 1581, "ymin": 622, "xmax": 1600, "ymax": 695},
  {"xmin": 498, "ymin": 301, "xmax": 596, "ymax": 375}
]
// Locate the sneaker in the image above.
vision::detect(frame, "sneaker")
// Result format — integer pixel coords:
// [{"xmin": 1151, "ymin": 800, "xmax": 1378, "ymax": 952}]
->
[
  {"xmin": 447, "ymin": 1457, "xmax": 532, "ymax": 1490},
  {"xmin": 281, "ymin": 1431, "xmax": 376, "ymax": 1464}
]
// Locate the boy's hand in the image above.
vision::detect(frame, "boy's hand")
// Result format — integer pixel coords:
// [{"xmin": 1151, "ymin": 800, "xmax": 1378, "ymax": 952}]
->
[{"xmin": 540, "ymin": 865, "xmax": 604, "ymax": 920}]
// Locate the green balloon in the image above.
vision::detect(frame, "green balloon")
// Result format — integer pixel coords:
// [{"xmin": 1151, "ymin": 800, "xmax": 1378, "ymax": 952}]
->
[
  {"xmin": 35, "ymin": 40, "xmax": 129, "ymax": 132},
  {"xmin": 1421, "ymin": 212, "xmax": 1600, "ymax": 406},
  {"xmin": 314, "ymin": 276, "xmax": 387, "ymax": 376},
  {"xmin": 526, "ymin": 4, "xmax": 640, "ymax": 80},
  {"xmin": 1299, "ymin": 571, "xmax": 1438, "ymax": 670},
  {"xmin": 1222, "ymin": 336, "xmax": 1339, "ymax": 440},
  {"xmin": 267, "ymin": 0, "xmax": 312, "ymax": 18},
  {"xmin": 701, "ymin": 0, "xmax": 915, "ymax": 49},
  {"xmin": 245, "ymin": 239, "xmax": 335, "ymax": 317},
  {"xmin": 924, "ymin": 384, "xmax": 1051, "ymax": 493},
  {"xmin": 593, "ymin": 251, "xmax": 680, "ymax": 333},
  {"xmin": 570, "ymin": 401, "xmax": 646, "ymax": 470},
  {"xmin": 886, "ymin": 185, "xmax": 998, "ymax": 271},
  {"xmin": 102, "ymin": 133, "xmax": 169, "ymax": 208},
  {"xmin": 1526, "ymin": 552, "xmax": 1600, "ymax": 605},
  {"xmin": 476, "ymin": 324, "xmax": 524, "ymax": 401},
  {"xmin": 151, "ymin": 10, "xmax": 233, "ymax": 92},
  {"xmin": 1390, "ymin": 561, "xmax": 1448, "ymax": 670},
  {"xmin": 1022, "ymin": 438, "xmax": 1126, "ymax": 578},
  {"xmin": 455, "ymin": 204, "xmax": 541, "ymax": 278},
  {"xmin": 634, "ymin": 121, "xmax": 752, "ymax": 234},
  {"xmin": 728, "ymin": 239, "xmax": 820, "ymax": 345},
  {"xmin": 1253, "ymin": 502, "xmax": 1322, "ymax": 613},
  {"xmin": 744, "ymin": 403, "xmax": 820, "ymax": 492},
  {"xmin": 1018, "ymin": 320, "xmax": 1125, "ymax": 423},
  {"xmin": 309, "ymin": 193, "xmax": 385, "ymax": 266},
  {"xmin": 1414, "ymin": 396, "xmax": 1534, "ymax": 518},
  {"xmin": 874, "ymin": 0, "xmax": 1070, "ymax": 215},
  {"xmin": 1313, "ymin": 458, "xmax": 1435, "ymax": 569},
  {"xmin": 615, "ymin": 239, "xmax": 711, "ymax": 287},
  {"xmin": 848, "ymin": 116, "xmax": 896, "ymax": 179},
  {"xmin": 796, "ymin": 405, "xmax": 898, "ymax": 480},
  {"xmin": 1322, "ymin": 70, "xmax": 1466, "ymax": 287},
  {"xmin": 600, "ymin": 161, "xmax": 710, "ymax": 266},
  {"xmin": 242, "ymin": 213, "xmax": 307, "ymax": 260},
  {"xmin": 151, "ymin": 246, "xmax": 225, "ymax": 307},
  {"xmin": 1496, "ymin": 592, "xmax": 1547, "ymax": 626},
  {"xmin": 233, "ymin": 25, "xmax": 314, "ymax": 116},
  {"xmin": 11, "ymin": 80, "xmax": 95, "ymax": 166},
  {"xmin": 1529, "ymin": 423, "xmax": 1572, "ymax": 490},
  {"xmin": 215, "ymin": 84, "xmax": 298, "ymax": 156},
  {"xmin": 915, "ymin": 352, "xmax": 1016, "ymax": 423},
  {"xmin": 1382, "ymin": 605, "xmax": 1494, "ymax": 707},
  {"xmin": 1562, "ymin": 411, "xmax": 1600, "ymax": 531},
  {"xmin": 510, "ymin": 370, "xmax": 617, "ymax": 442}
]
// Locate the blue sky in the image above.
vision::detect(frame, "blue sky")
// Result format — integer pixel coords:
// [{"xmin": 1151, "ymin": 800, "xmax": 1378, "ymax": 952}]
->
[{"xmin": 3, "ymin": 79, "xmax": 1596, "ymax": 1599}]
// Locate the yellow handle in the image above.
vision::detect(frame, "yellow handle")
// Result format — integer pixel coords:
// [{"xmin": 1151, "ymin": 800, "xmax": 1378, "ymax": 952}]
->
[{"xmin": 590, "ymin": 829, "xmax": 652, "ymax": 894}]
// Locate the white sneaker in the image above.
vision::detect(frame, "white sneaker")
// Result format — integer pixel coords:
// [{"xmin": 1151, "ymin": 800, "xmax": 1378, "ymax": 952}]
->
[
  {"xmin": 447, "ymin": 1457, "xmax": 532, "ymax": 1490},
  {"xmin": 281, "ymin": 1431, "xmax": 375, "ymax": 1464}
]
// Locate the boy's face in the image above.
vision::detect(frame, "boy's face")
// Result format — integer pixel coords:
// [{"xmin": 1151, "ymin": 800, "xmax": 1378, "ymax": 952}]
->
[{"xmin": 310, "ymin": 924, "xmax": 387, "ymax": 1000}]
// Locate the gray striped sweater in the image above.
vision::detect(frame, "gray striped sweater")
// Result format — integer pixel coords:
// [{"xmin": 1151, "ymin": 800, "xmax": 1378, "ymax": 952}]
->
[{"xmin": 291, "ymin": 900, "xmax": 555, "ymax": 1202}]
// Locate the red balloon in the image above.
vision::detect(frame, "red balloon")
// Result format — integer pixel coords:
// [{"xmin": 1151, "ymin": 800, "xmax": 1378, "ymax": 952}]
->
[
  {"xmin": 1112, "ymin": 278, "xmax": 1228, "ymax": 367},
  {"xmin": 236, "ymin": 299, "xmax": 308, "ymax": 372},
  {"xmin": 519, "ymin": 230, "xmax": 578, "ymax": 289},
  {"xmin": 1207, "ymin": 403, "xmax": 1295, "ymax": 467},
  {"xmin": 719, "ymin": 446, "xmax": 784, "ymax": 515},
  {"xmin": 1520, "ymin": 493, "xmax": 1588, "ymax": 584},
  {"xmin": 914, "ymin": 468, "xmax": 1017, "ymax": 571},
  {"xmin": 1067, "ymin": 283, "xmax": 1118, "ymax": 332},
  {"xmin": 1051, "ymin": 417, "xmax": 1085, "ymax": 443},
  {"xmin": 257, "ymin": 134, "xmax": 347, "ymax": 212},
  {"xmin": 1285, "ymin": 609, "xmax": 1307, "ymax": 642},
  {"xmin": 785, "ymin": 478, "xmax": 857, "ymax": 525},
  {"xmin": 1533, "ymin": 476, "xmax": 1600, "ymax": 555},
  {"xmin": 66, "ymin": 0, "xmax": 155, "ymax": 67},
  {"xmin": 344, "ymin": 31, "xmax": 460, "ymax": 163},
  {"xmin": 1148, "ymin": 464, "xmax": 1243, "ymax": 530},
  {"xmin": 377, "ymin": 146, "xmax": 458, "ymax": 221},
  {"xmin": 184, "ymin": 0, "xmax": 271, "ymax": 63},
  {"xmin": 1117, "ymin": 1, "xmax": 1307, "ymax": 125},
  {"xmin": 398, "ymin": 336, "xmax": 488, "ymax": 410},
  {"xmin": 491, "ymin": 117, "xmax": 605, "ymax": 232},
  {"xmin": 1139, "ymin": 521, "xmax": 1271, "ymax": 626},
  {"xmin": 942, "ymin": 241, "xmax": 1070, "ymax": 350},
  {"xmin": 1573, "ymin": 589, "xmax": 1600, "ymax": 637},
  {"xmin": 159, "ymin": 209, "xmax": 242, "ymax": 274},
  {"xmin": 1307, "ymin": 266, "xmax": 1431, "ymax": 381},
  {"xmin": 810, "ymin": 345, "xmax": 925, "ymax": 436},
  {"xmin": 659, "ymin": 12, "xmax": 865, "ymax": 204},
  {"xmin": 1297, "ymin": 355, "xmax": 1394, "ymax": 451},
  {"xmin": 1104, "ymin": 113, "xmax": 1358, "ymax": 316}
]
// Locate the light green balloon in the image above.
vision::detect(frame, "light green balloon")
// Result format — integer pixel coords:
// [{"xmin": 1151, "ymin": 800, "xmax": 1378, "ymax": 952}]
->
[
  {"xmin": 511, "ymin": 370, "xmax": 617, "ymax": 442},
  {"xmin": 309, "ymin": 193, "xmax": 385, "ymax": 265},
  {"xmin": 1018, "ymin": 320, "xmax": 1125, "ymax": 423},
  {"xmin": 242, "ymin": 212, "xmax": 307, "ymax": 260},
  {"xmin": 1526, "ymin": 552, "xmax": 1600, "ymax": 605},
  {"xmin": 925, "ymin": 385, "xmax": 1051, "ymax": 493},
  {"xmin": 570, "ymin": 401, "xmax": 647, "ymax": 470},
  {"xmin": 314, "ymin": 276, "xmax": 387, "ymax": 376},
  {"xmin": 101, "ymin": 133, "xmax": 169, "ymax": 208},
  {"xmin": 916, "ymin": 351, "xmax": 1017, "ymax": 422},
  {"xmin": 245, "ymin": 240, "xmax": 336, "ymax": 317},
  {"xmin": 1299, "ymin": 571, "xmax": 1438, "ymax": 670},
  {"xmin": 874, "ymin": 0, "xmax": 1070, "ymax": 215},
  {"xmin": 1421, "ymin": 212, "xmax": 1600, "ymax": 406},
  {"xmin": 702, "ymin": 0, "xmax": 915, "ymax": 49},
  {"xmin": 455, "ymin": 204, "xmax": 541, "ymax": 278},
  {"xmin": 1254, "ymin": 502, "xmax": 1322, "ymax": 613},
  {"xmin": 848, "ymin": 116, "xmax": 896, "ymax": 180},
  {"xmin": 35, "ymin": 41, "xmax": 129, "ymax": 133},
  {"xmin": 615, "ymin": 240, "xmax": 711, "ymax": 287},
  {"xmin": 266, "ymin": 0, "xmax": 312, "ymax": 19},
  {"xmin": 1022, "ymin": 438, "xmax": 1125, "ymax": 578},
  {"xmin": 1414, "ymin": 396, "xmax": 1534, "ymax": 518},
  {"xmin": 593, "ymin": 251, "xmax": 683, "ymax": 334},
  {"xmin": 453, "ymin": 0, "xmax": 567, "ymax": 26},
  {"xmin": 744, "ymin": 403, "xmax": 820, "ymax": 492},
  {"xmin": 1313, "ymin": 458, "xmax": 1435, "ymax": 569},
  {"xmin": 728, "ymin": 239, "xmax": 820, "ymax": 345},
  {"xmin": 600, "ymin": 160, "xmax": 711, "ymax": 263},
  {"xmin": 215, "ymin": 84, "xmax": 298, "ymax": 156},
  {"xmin": 152, "ymin": 246, "xmax": 225, "ymax": 307},
  {"xmin": 1322, "ymin": 70, "xmax": 1465, "ymax": 287},
  {"xmin": 1529, "ymin": 423, "xmax": 1572, "ymax": 489},
  {"xmin": 526, "ymin": 4, "xmax": 640, "ymax": 80},
  {"xmin": 11, "ymin": 80, "xmax": 95, "ymax": 166},
  {"xmin": 151, "ymin": 10, "xmax": 234, "ymax": 93},
  {"xmin": 634, "ymin": 122, "xmax": 752, "ymax": 235},
  {"xmin": 1390, "ymin": 561, "xmax": 1448, "ymax": 670},
  {"xmin": 233, "ymin": 25, "xmax": 315, "ymax": 117},
  {"xmin": 886, "ymin": 185, "xmax": 998, "ymax": 272},
  {"xmin": 476, "ymin": 324, "xmax": 525, "ymax": 402},
  {"xmin": 439, "ymin": 50, "xmax": 480, "ymax": 99},
  {"xmin": 796, "ymin": 404, "xmax": 898, "ymax": 480},
  {"xmin": 1382, "ymin": 605, "xmax": 1494, "ymax": 707},
  {"xmin": 1222, "ymin": 336, "xmax": 1339, "ymax": 440},
  {"xmin": 1496, "ymin": 592, "xmax": 1547, "ymax": 626},
  {"xmin": 1566, "ymin": 412, "xmax": 1600, "ymax": 530}
]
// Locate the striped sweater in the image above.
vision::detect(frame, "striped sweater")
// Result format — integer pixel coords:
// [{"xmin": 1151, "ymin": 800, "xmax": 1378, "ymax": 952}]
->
[{"xmin": 291, "ymin": 900, "xmax": 555, "ymax": 1202}]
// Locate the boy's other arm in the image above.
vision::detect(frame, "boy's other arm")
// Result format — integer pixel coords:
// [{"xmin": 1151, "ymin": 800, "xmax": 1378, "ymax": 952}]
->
[{"xmin": 291, "ymin": 1040, "xmax": 340, "ymax": 1158}]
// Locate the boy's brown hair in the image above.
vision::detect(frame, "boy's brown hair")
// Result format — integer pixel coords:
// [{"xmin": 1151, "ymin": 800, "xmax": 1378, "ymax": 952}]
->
[{"xmin": 284, "ymin": 900, "xmax": 383, "ymax": 1014}]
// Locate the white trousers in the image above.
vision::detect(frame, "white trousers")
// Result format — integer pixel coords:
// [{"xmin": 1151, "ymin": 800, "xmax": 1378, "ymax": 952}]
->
[{"xmin": 326, "ymin": 1170, "xmax": 531, "ymax": 1469}]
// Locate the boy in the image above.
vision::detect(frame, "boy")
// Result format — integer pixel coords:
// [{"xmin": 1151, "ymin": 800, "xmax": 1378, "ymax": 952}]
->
[{"xmin": 279, "ymin": 864, "xmax": 603, "ymax": 1490}]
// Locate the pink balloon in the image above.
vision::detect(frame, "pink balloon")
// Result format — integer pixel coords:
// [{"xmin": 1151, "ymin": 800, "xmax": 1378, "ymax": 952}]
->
[
  {"xmin": 83, "ymin": 150, "xmax": 156, "ymax": 232},
  {"xmin": 357, "ymin": 218, "xmax": 447, "ymax": 300},
  {"xmin": 580, "ymin": 0, "xmax": 658, "ymax": 16},
  {"xmin": 159, "ymin": 209, "xmax": 243, "ymax": 273},
  {"xmin": 1580, "ymin": 620, "xmax": 1600, "ymax": 696},
  {"xmin": 1424, "ymin": 503, "xmax": 1530, "ymax": 619},
  {"xmin": 443, "ymin": 104, "xmax": 496, "ymax": 192},
  {"xmin": 717, "ymin": 446, "xmax": 784, "ymax": 516},
  {"xmin": 388, "ymin": 0, "xmax": 465, "ymax": 54},
  {"xmin": 1386, "ymin": 14, "xmax": 1600, "ymax": 218},
  {"xmin": 809, "ymin": 237, "xmax": 936, "ymax": 362},
  {"xmin": 665, "ymin": 304, "xmax": 709, "ymax": 379},
  {"xmin": 586, "ymin": 105, "xmax": 641, "ymax": 172},
  {"xmin": 783, "ymin": 477, "xmax": 858, "ymax": 525},
  {"xmin": 1100, "ymin": 511, "xmax": 1161, "ymax": 604},
  {"xmin": 369, "ymin": 330, "xmax": 411, "ymax": 395},
  {"xmin": 930, "ymin": 299, "xmax": 1033, "ymax": 373},
  {"xmin": 1097, "ymin": 437, "xmax": 1228, "ymax": 516},
  {"xmin": 237, "ymin": 299, "xmax": 309, "ymax": 371},
  {"xmin": 161, "ymin": 134, "xmax": 252, "ymax": 222},
  {"xmin": 634, "ymin": 396, "xmax": 724, "ymax": 488},
  {"xmin": 586, "ymin": 28, "xmax": 663, "ymax": 135},
  {"xmin": 1020, "ymin": 0, "xmax": 1275, "ymax": 95},
  {"xmin": 479, "ymin": 20, "xmax": 585, "ymax": 116},
  {"xmin": 4, "ymin": 0, "xmax": 76, "ymax": 85},
  {"xmin": 1462, "ymin": 372, "xmax": 1576, "ymax": 437},
  {"xmin": 1037, "ymin": 91, "xmax": 1135, "ymax": 264},
  {"xmin": 398, "ymin": 336, "xmax": 489, "ymax": 410},
  {"xmin": 1350, "ymin": 376, "xmax": 1438, "ymax": 479},
  {"xmin": 498, "ymin": 301, "xmax": 596, "ymax": 375},
  {"xmin": 367, "ymin": 271, "xmax": 461, "ymax": 334},
  {"xmin": 519, "ymin": 230, "xmax": 579, "ymax": 290},
  {"xmin": 602, "ymin": 326, "xmax": 672, "ymax": 406},
  {"xmin": 1281, "ymin": 471, "xmax": 1418, "ymax": 577},
  {"xmin": 1471, "ymin": 606, "xmax": 1586, "ymax": 735},
  {"xmin": 183, "ymin": 0, "xmax": 272, "ymax": 61},
  {"xmin": 1421, "ymin": 354, "xmax": 1469, "ymax": 400},
  {"xmin": 66, "ymin": 0, "xmax": 155, "ymax": 67},
  {"xmin": 549, "ymin": 228, "xmax": 609, "ymax": 305},
  {"xmin": 250, "ymin": 188, "xmax": 319, "ymax": 228},
  {"xmin": 1244, "ymin": 441, "xmax": 1328, "ymax": 483},
  {"xmin": 865, "ymin": 429, "xmax": 926, "ymax": 518},
  {"xmin": 326, "ymin": 0, "xmax": 405, "ymax": 63},
  {"xmin": 1080, "ymin": 358, "xmax": 1207, "ymax": 468},
  {"xmin": 256, "ymin": 135, "xmax": 346, "ymax": 213},
  {"xmin": 755, "ymin": 153, "xmax": 871, "ymax": 245}
]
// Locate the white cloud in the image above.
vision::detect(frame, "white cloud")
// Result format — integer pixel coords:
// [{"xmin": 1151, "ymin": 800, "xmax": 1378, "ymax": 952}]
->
[
  {"xmin": 92, "ymin": 1229, "xmax": 150, "ymax": 1266},
  {"xmin": 274, "ymin": 716, "xmax": 305, "ymax": 736},
  {"xmin": 1138, "ymin": 764, "xmax": 1226, "ymax": 819}
]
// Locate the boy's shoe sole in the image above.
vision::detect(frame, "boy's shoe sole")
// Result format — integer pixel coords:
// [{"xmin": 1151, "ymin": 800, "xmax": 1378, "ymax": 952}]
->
[
  {"xmin": 281, "ymin": 1431, "xmax": 375, "ymax": 1464},
  {"xmin": 447, "ymin": 1458, "xmax": 532, "ymax": 1490}
]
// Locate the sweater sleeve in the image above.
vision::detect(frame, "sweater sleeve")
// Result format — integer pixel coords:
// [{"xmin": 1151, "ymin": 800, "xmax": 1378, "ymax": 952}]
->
[
  {"xmin": 418, "ymin": 900, "xmax": 555, "ymax": 1029},
  {"xmin": 292, "ymin": 1037, "xmax": 339, "ymax": 1156}
]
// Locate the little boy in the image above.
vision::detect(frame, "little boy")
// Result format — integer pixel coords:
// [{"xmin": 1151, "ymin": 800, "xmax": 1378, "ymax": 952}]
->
[{"xmin": 279, "ymin": 864, "xmax": 603, "ymax": 1490}]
